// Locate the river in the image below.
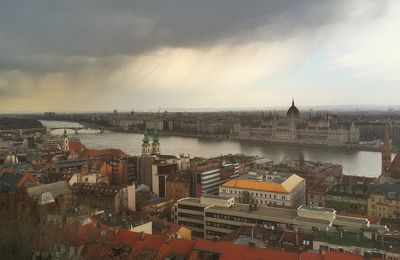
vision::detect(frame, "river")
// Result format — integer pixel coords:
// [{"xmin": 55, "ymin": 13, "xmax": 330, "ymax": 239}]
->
[{"xmin": 41, "ymin": 120, "xmax": 382, "ymax": 177}]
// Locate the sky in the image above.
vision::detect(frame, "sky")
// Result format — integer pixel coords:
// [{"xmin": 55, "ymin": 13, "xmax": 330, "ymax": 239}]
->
[{"xmin": 0, "ymin": 0, "xmax": 399, "ymax": 112}]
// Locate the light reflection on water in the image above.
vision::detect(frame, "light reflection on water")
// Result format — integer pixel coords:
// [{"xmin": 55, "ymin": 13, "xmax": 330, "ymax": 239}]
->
[{"xmin": 40, "ymin": 120, "xmax": 381, "ymax": 177}]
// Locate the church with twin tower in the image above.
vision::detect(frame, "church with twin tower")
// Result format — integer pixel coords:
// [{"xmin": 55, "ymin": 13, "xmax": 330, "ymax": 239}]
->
[{"xmin": 141, "ymin": 129, "xmax": 160, "ymax": 156}]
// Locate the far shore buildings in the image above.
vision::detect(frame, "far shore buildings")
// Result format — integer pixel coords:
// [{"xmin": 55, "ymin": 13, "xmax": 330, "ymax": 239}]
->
[{"xmin": 238, "ymin": 99, "xmax": 360, "ymax": 145}]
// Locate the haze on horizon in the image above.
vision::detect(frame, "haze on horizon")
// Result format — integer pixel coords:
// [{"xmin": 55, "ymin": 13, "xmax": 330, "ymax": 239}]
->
[{"xmin": 1, "ymin": 0, "xmax": 399, "ymax": 112}]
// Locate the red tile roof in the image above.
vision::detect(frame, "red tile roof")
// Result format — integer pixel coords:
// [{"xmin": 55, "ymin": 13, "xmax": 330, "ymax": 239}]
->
[
  {"xmin": 324, "ymin": 251, "xmax": 365, "ymax": 260},
  {"xmin": 193, "ymin": 239, "xmax": 300, "ymax": 260},
  {"xmin": 69, "ymin": 141, "xmax": 86, "ymax": 154},
  {"xmin": 301, "ymin": 252, "xmax": 324, "ymax": 260},
  {"xmin": 33, "ymin": 217, "xmax": 383, "ymax": 260},
  {"xmin": 390, "ymin": 153, "xmax": 400, "ymax": 175},
  {"xmin": 82, "ymin": 148, "xmax": 127, "ymax": 159}
]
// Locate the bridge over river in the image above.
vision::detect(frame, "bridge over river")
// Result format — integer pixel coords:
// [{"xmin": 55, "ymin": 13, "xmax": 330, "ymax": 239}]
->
[{"xmin": 47, "ymin": 126, "xmax": 104, "ymax": 134}]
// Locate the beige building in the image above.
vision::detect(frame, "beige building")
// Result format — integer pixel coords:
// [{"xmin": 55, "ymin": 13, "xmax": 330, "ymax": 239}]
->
[
  {"xmin": 368, "ymin": 184, "xmax": 400, "ymax": 219},
  {"xmin": 219, "ymin": 171, "xmax": 305, "ymax": 207}
]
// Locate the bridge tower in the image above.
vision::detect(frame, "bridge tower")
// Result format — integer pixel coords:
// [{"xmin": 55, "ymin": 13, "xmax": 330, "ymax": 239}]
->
[
  {"xmin": 151, "ymin": 129, "xmax": 161, "ymax": 155},
  {"xmin": 63, "ymin": 129, "xmax": 70, "ymax": 152},
  {"xmin": 141, "ymin": 129, "xmax": 151, "ymax": 156}
]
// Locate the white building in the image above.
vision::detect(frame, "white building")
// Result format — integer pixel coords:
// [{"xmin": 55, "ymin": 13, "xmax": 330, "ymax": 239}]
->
[{"xmin": 219, "ymin": 171, "xmax": 306, "ymax": 207}]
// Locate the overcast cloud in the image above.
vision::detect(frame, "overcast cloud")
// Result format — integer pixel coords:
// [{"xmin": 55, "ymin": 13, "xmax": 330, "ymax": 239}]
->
[{"xmin": 0, "ymin": 0, "xmax": 398, "ymax": 112}]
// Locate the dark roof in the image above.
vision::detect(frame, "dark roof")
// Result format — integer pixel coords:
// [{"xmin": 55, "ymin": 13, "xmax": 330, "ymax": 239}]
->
[
  {"xmin": 72, "ymin": 183, "xmax": 120, "ymax": 197},
  {"xmin": 56, "ymin": 159, "xmax": 86, "ymax": 168},
  {"xmin": 0, "ymin": 172, "xmax": 23, "ymax": 193},
  {"xmin": 368, "ymin": 183, "xmax": 400, "ymax": 199},
  {"xmin": 287, "ymin": 100, "xmax": 300, "ymax": 118}
]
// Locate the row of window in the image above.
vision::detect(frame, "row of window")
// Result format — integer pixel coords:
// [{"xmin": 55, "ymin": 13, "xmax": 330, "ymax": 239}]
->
[
  {"xmin": 179, "ymin": 212, "xmax": 203, "ymax": 220},
  {"xmin": 205, "ymin": 212, "xmax": 273, "ymax": 226},
  {"xmin": 221, "ymin": 188, "xmax": 287, "ymax": 200},
  {"xmin": 206, "ymin": 221, "xmax": 239, "ymax": 231},
  {"xmin": 178, "ymin": 220, "xmax": 204, "ymax": 229}
]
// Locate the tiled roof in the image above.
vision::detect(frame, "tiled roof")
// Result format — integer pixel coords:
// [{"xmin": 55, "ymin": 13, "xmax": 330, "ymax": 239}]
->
[
  {"xmin": 69, "ymin": 141, "xmax": 86, "ymax": 153},
  {"xmin": 222, "ymin": 174, "xmax": 303, "ymax": 193},
  {"xmin": 33, "ymin": 217, "xmax": 380, "ymax": 260},
  {"xmin": 301, "ymin": 252, "xmax": 324, "ymax": 260},
  {"xmin": 324, "ymin": 251, "xmax": 365, "ymax": 260},
  {"xmin": 390, "ymin": 153, "xmax": 400, "ymax": 175},
  {"xmin": 84, "ymin": 148, "xmax": 127, "ymax": 158},
  {"xmin": 194, "ymin": 239, "xmax": 300, "ymax": 260}
]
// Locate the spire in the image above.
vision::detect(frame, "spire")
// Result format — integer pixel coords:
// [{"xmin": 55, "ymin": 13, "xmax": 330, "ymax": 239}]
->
[
  {"xmin": 382, "ymin": 125, "xmax": 392, "ymax": 174},
  {"xmin": 142, "ymin": 129, "xmax": 149, "ymax": 144},
  {"xmin": 152, "ymin": 129, "xmax": 159, "ymax": 144},
  {"xmin": 63, "ymin": 129, "xmax": 68, "ymax": 137},
  {"xmin": 292, "ymin": 98, "xmax": 294, "ymax": 106},
  {"xmin": 383, "ymin": 126, "xmax": 391, "ymax": 149},
  {"xmin": 142, "ymin": 129, "xmax": 151, "ymax": 156}
]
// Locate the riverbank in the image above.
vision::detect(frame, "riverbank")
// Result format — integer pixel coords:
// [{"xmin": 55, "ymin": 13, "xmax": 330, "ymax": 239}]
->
[
  {"xmin": 231, "ymin": 137, "xmax": 383, "ymax": 152},
  {"xmin": 95, "ymin": 125, "xmax": 384, "ymax": 152}
]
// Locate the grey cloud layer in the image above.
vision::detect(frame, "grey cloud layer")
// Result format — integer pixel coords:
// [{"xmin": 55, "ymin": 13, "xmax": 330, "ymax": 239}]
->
[
  {"xmin": 1, "ymin": 0, "xmax": 387, "ymax": 72},
  {"xmin": 0, "ymin": 0, "xmax": 390, "ymax": 110}
]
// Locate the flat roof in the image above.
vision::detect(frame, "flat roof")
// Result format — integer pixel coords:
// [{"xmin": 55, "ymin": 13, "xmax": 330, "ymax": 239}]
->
[
  {"xmin": 298, "ymin": 205, "xmax": 335, "ymax": 213},
  {"xmin": 207, "ymin": 203, "xmax": 298, "ymax": 223},
  {"xmin": 334, "ymin": 215, "xmax": 367, "ymax": 225}
]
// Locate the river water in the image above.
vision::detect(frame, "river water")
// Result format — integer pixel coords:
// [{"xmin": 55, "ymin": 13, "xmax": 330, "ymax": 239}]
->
[{"xmin": 41, "ymin": 120, "xmax": 382, "ymax": 177}]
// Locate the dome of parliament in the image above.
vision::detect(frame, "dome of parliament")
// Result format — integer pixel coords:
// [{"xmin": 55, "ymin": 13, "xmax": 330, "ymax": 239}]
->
[{"xmin": 287, "ymin": 99, "xmax": 300, "ymax": 118}]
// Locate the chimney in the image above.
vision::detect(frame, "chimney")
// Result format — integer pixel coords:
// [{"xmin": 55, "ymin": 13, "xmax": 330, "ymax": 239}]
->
[
  {"xmin": 248, "ymin": 242, "xmax": 256, "ymax": 248},
  {"xmin": 139, "ymin": 231, "xmax": 146, "ymax": 241},
  {"xmin": 164, "ymin": 234, "xmax": 172, "ymax": 244}
]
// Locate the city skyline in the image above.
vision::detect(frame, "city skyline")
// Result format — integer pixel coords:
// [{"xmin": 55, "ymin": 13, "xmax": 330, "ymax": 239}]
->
[{"xmin": 1, "ymin": 1, "xmax": 400, "ymax": 112}]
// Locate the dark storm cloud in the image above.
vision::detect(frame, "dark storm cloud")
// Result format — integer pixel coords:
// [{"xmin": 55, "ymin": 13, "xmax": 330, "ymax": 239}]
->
[{"xmin": 0, "ymin": 0, "xmax": 388, "ymax": 74}]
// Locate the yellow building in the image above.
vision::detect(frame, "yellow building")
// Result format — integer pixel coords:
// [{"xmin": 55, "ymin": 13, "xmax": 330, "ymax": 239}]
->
[{"xmin": 368, "ymin": 184, "xmax": 400, "ymax": 219}]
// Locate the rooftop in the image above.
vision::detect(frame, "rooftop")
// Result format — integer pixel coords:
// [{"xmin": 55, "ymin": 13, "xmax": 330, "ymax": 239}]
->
[
  {"xmin": 222, "ymin": 173, "xmax": 304, "ymax": 193},
  {"xmin": 27, "ymin": 180, "xmax": 70, "ymax": 200}
]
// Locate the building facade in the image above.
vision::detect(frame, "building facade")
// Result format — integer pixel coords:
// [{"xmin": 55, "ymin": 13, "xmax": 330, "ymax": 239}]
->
[
  {"xmin": 173, "ymin": 197, "xmax": 387, "ymax": 241},
  {"xmin": 239, "ymin": 100, "xmax": 360, "ymax": 145},
  {"xmin": 219, "ymin": 171, "xmax": 306, "ymax": 208},
  {"xmin": 368, "ymin": 184, "xmax": 400, "ymax": 220},
  {"xmin": 191, "ymin": 159, "xmax": 240, "ymax": 197}
]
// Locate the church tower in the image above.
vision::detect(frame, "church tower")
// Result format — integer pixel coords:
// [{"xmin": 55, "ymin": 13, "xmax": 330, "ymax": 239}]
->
[
  {"xmin": 382, "ymin": 126, "xmax": 392, "ymax": 174},
  {"xmin": 141, "ymin": 129, "xmax": 151, "ymax": 156},
  {"xmin": 62, "ymin": 129, "xmax": 69, "ymax": 152},
  {"xmin": 151, "ymin": 129, "xmax": 161, "ymax": 155}
]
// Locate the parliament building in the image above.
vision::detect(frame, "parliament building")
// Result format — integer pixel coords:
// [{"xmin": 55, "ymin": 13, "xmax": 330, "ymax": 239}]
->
[{"xmin": 239, "ymin": 99, "xmax": 360, "ymax": 145}]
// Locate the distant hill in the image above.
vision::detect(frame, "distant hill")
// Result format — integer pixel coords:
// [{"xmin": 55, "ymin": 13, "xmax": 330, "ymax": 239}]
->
[{"xmin": 0, "ymin": 117, "xmax": 43, "ymax": 130}]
